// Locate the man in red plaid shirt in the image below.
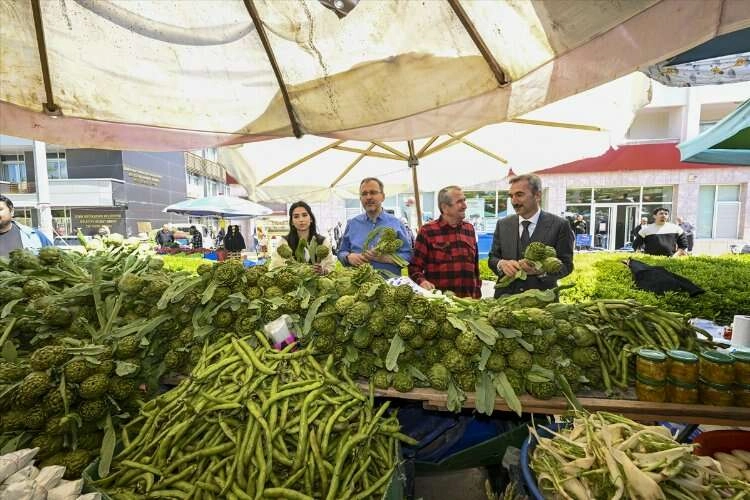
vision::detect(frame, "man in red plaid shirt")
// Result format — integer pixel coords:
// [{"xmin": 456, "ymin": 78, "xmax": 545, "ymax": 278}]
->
[{"xmin": 408, "ymin": 186, "xmax": 481, "ymax": 298}]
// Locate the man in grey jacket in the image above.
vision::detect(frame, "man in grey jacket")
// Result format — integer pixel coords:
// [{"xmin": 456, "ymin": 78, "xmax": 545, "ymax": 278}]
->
[
  {"xmin": 488, "ymin": 174, "xmax": 574, "ymax": 297},
  {"xmin": 0, "ymin": 194, "xmax": 52, "ymax": 257}
]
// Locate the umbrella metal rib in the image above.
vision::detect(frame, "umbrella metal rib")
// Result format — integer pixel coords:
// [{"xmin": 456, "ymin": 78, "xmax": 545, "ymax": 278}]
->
[
  {"xmin": 30, "ymin": 0, "xmax": 60, "ymax": 116},
  {"xmin": 243, "ymin": 0, "xmax": 302, "ymax": 138}
]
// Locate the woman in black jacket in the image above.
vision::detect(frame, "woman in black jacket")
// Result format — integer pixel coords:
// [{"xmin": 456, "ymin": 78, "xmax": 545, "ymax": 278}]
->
[{"xmin": 223, "ymin": 225, "xmax": 245, "ymax": 260}]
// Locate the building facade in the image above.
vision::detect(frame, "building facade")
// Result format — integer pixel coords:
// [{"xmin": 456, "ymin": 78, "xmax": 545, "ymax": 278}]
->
[{"xmin": 0, "ymin": 135, "xmax": 228, "ymax": 239}]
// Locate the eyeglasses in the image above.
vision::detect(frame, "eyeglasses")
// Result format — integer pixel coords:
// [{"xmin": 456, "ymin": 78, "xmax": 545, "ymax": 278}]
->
[{"xmin": 360, "ymin": 190, "xmax": 381, "ymax": 197}]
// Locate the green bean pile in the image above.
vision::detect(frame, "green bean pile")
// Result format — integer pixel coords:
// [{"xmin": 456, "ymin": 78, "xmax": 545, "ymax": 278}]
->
[
  {"xmin": 580, "ymin": 299, "xmax": 714, "ymax": 393},
  {"xmin": 94, "ymin": 331, "xmax": 415, "ymax": 499}
]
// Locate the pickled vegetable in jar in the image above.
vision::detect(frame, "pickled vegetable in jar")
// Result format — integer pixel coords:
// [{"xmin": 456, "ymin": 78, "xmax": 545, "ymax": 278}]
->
[
  {"xmin": 699, "ymin": 351, "xmax": 735, "ymax": 385},
  {"xmin": 666, "ymin": 378, "xmax": 699, "ymax": 404},
  {"xmin": 636, "ymin": 376, "xmax": 666, "ymax": 403},
  {"xmin": 699, "ymin": 379, "xmax": 734, "ymax": 406},
  {"xmin": 730, "ymin": 351, "xmax": 750, "ymax": 385},
  {"xmin": 667, "ymin": 350, "xmax": 699, "ymax": 385},
  {"xmin": 735, "ymin": 384, "xmax": 750, "ymax": 408},
  {"xmin": 637, "ymin": 349, "xmax": 667, "ymax": 382}
]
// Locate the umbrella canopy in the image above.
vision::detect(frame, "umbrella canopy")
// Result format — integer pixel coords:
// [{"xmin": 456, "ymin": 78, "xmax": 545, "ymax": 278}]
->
[
  {"xmin": 2, "ymin": 0, "xmax": 748, "ymax": 151},
  {"xmin": 163, "ymin": 196, "xmax": 272, "ymax": 218},
  {"xmin": 678, "ymin": 99, "xmax": 750, "ymax": 165},
  {"xmin": 227, "ymin": 72, "xmax": 650, "ymax": 217}
]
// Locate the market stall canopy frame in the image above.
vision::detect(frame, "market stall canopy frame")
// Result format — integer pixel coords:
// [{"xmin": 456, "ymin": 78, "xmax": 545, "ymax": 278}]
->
[{"xmin": 2, "ymin": 0, "xmax": 749, "ymax": 151}]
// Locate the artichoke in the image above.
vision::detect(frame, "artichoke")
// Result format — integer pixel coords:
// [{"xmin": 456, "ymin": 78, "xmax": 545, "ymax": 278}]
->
[
  {"xmin": 542, "ymin": 257, "xmax": 563, "ymax": 274},
  {"xmin": 277, "ymin": 244, "xmax": 293, "ymax": 259},
  {"xmin": 30, "ymin": 345, "xmax": 68, "ymax": 371},
  {"xmin": 427, "ymin": 363, "xmax": 450, "ymax": 391},
  {"xmin": 508, "ymin": 349, "xmax": 533, "ymax": 372},
  {"xmin": 79, "ymin": 373, "xmax": 109, "ymax": 400},
  {"xmin": 79, "ymin": 399, "xmax": 108, "ymax": 422},
  {"xmin": 392, "ymin": 371, "xmax": 414, "ymax": 393}
]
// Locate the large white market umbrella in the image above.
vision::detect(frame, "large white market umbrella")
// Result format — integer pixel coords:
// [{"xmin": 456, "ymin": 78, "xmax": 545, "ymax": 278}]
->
[
  {"xmin": 163, "ymin": 195, "xmax": 272, "ymax": 218},
  {"xmin": 2, "ymin": 0, "xmax": 748, "ymax": 151}
]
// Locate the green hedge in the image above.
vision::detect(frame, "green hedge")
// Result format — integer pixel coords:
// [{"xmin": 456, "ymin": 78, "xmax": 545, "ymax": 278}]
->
[
  {"xmin": 480, "ymin": 253, "xmax": 750, "ymax": 325},
  {"xmin": 161, "ymin": 253, "xmax": 212, "ymax": 274}
]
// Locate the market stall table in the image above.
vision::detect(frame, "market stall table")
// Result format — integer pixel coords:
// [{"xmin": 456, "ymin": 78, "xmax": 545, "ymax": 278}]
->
[{"xmin": 367, "ymin": 386, "xmax": 750, "ymax": 427}]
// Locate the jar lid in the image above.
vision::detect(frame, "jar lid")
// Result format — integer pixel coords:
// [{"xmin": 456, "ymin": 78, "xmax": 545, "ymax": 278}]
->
[
  {"xmin": 667, "ymin": 377, "xmax": 698, "ymax": 389},
  {"xmin": 667, "ymin": 350, "xmax": 698, "ymax": 363},
  {"xmin": 700, "ymin": 350, "xmax": 734, "ymax": 364},
  {"xmin": 637, "ymin": 374, "xmax": 666, "ymax": 387},
  {"xmin": 638, "ymin": 348, "xmax": 666, "ymax": 361},
  {"xmin": 731, "ymin": 351, "xmax": 750, "ymax": 363},
  {"xmin": 699, "ymin": 378, "xmax": 733, "ymax": 390}
]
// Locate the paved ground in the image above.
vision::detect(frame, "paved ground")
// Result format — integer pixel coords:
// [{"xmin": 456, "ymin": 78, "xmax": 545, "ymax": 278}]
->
[{"xmin": 414, "ymin": 467, "xmax": 490, "ymax": 500}]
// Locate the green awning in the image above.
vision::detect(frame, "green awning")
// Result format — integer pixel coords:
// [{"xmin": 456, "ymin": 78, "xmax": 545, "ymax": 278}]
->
[{"xmin": 679, "ymin": 99, "xmax": 750, "ymax": 165}]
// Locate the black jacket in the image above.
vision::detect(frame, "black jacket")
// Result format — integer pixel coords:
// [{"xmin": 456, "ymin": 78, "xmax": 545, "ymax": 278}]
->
[{"xmin": 488, "ymin": 211, "xmax": 575, "ymax": 296}]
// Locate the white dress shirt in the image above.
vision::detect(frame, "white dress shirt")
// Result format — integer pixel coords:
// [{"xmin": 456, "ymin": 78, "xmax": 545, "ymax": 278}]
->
[{"xmin": 518, "ymin": 210, "xmax": 541, "ymax": 238}]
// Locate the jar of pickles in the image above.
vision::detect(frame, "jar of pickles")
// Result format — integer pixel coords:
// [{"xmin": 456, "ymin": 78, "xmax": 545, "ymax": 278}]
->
[
  {"xmin": 667, "ymin": 350, "xmax": 699, "ymax": 385},
  {"xmin": 731, "ymin": 351, "xmax": 750, "ymax": 385},
  {"xmin": 637, "ymin": 349, "xmax": 667, "ymax": 382},
  {"xmin": 666, "ymin": 378, "xmax": 699, "ymax": 404},
  {"xmin": 636, "ymin": 375, "xmax": 666, "ymax": 402},
  {"xmin": 699, "ymin": 351, "xmax": 735, "ymax": 385},
  {"xmin": 735, "ymin": 384, "xmax": 750, "ymax": 408},
  {"xmin": 699, "ymin": 379, "xmax": 734, "ymax": 406}
]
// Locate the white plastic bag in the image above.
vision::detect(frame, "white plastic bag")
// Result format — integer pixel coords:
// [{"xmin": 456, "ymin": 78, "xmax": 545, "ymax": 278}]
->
[
  {"xmin": 48, "ymin": 478, "xmax": 84, "ymax": 500},
  {"xmin": 76, "ymin": 493, "xmax": 102, "ymax": 500},
  {"xmin": 4, "ymin": 464, "xmax": 40, "ymax": 484},
  {"xmin": 0, "ymin": 448, "xmax": 39, "ymax": 483}
]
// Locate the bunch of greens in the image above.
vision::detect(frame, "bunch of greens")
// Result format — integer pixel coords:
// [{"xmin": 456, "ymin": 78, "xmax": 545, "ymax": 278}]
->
[
  {"xmin": 362, "ymin": 227, "xmax": 409, "ymax": 268},
  {"xmin": 496, "ymin": 242, "xmax": 563, "ymax": 289},
  {"xmin": 277, "ymin": 238, "xmax": 332, "ymax": 265}
]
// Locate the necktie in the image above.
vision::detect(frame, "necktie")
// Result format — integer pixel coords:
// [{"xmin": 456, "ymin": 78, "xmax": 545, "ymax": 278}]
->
[{"xmin": 519, "ymin": 220, "xmax": 531, "ymax": 258}]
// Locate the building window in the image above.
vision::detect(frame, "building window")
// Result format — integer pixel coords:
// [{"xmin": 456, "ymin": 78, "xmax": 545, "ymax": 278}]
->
[
  {"xmin": 51, "ymin": 208, "xmax": 72, "ymax": 236},
  {"xmin": 46, "ymin": 151, "xmax": 67, "ymax": 179},
  {"xmin": 0, "ymin": 154, "xmax": 27, "ymax": 183},
  {"xmin": 697, "ymin": 185, "xmax": 740, "ymax": 239}
]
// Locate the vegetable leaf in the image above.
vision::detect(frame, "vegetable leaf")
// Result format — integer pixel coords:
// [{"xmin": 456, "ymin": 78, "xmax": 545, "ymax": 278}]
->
[
  {"xmin": 302, "ymin": 295, "xmax": 329, "ymax": 338},
  {"xmin": 478, "ymin": 346, "xmax": 492, "ymax": 371},
  {"xmin": 407, "ymin": 365, "xmax": 428, "ymax": 382},
  {"xmin": 385, "ymin": 335, "xmax": 406, "ymax": 372},
  {"xmin": 1, "ymin": 298, "xmax": 23, "ymax": 319},
  {"xmin": 447, "ymin": 379, "xmax": 466, "ymax": 412},
  {"xmin": 115, "ymin": 361, "xmax": 139, "ymax": 377},
  {"xmin": 1, "ymin": 340, "xmax": 17, "ymax": 362},
  {"xmin": 493, "ymin": 372, "xmax": 522, "ymax": 416},
  {"xmin": 515, "ymin": 337, "xmax": 535, "ymax": 352},
  {"xmin": 98, "ymin": 414, "xmax": 117, "ymax": 478},
  {"xmin": 467, "ymin": 318, "xmax": 499, "ymax": 346},
  {"xmin": 498, "ymin": 328, "xmax": 521, "ymax": 339},
  {"xmin": 475, "ymin": 371, "xmax": 496, "ymax": 416},
  {"xmin": 447, "ymin": 316, "xmax": 467, "ymax": 332}
]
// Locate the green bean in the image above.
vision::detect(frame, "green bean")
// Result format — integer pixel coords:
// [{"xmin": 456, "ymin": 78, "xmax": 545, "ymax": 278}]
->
[
  {"xmin": 342, "ymin": 456, "xmax": 371, "ymax": 497},
  {"xmin": 195, "ymin": 481, "xmax": 221, "ymax": 494},
  {"xmin": 261, "ymin": 381, "xmax": 323, "ymax": 413},
  {"xmin": 351, "ymin": 469, "xmax": 394, "ymax": 500},
  {"xmin": 164, "ymin": 443, "xmax": 235, "ymax": 474},
  {"xmin": 325, "ymin": 433, "xmax": 369, "ymax": 500},
  {"xmin": 146, "ymin": 489, "xmax": 188, "ymax": 499},
  {"xmin": 254, "ymin": 437, "xmax": 269, "ymax": 499},
  {"xmin": 321, "ymin": 399, "xmax": 358, "ymax": 455},
  {"xmin": 263, "ymin": 488, "xmax": 314, "ymax": 500},
  {"xmin": 281, "ymin": 467, "xmax": 306, "ymax": 490},
  {"xmin": 195, "ymin": 355, "xmax": 241, "ymax": 379},
  {"xmin": 120, "ymin": 460, "xmax": 163, "ymax": 477},
  {"xmin": 134, "ymin": 472, "xmax": 155, "ymax": 494}
]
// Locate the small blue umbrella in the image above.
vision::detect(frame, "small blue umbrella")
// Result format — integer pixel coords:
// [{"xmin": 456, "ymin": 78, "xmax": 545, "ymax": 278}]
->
[{"xmin": 163, "ymin": 195, "xmax": 272, "ymax": 218}]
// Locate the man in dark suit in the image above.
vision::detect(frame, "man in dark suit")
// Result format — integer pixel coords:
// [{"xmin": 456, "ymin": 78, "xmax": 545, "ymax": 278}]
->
[{"xmin": 488, "ymin": 174, "xmax": 574, "ymax": 297}]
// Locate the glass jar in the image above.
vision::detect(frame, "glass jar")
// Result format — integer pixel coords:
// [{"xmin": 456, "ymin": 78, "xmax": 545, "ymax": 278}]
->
[
  {"xmin": 731, "ymin": 351, "xmax": 750, "ymax": 385},
  {"xmin": 667, "ymin": 350, "xmax": 699, "ymax": 385},
  {"xmin": 699, "ymin": 379, "xmax": 734, "ymax": 406},
  {"xmin": 637, "ymin": 348, "xmax": 667, "ymax": 382},
  {"xmin": 666, "ymin": 378, "xmax": 699, "ymax": 404},
  {"xmin": 735, "ymin": 384, "xmax": 750, "ymax": 408},
  {"xmin": 699, "ymin": 351, "xmax": 735, "ymax": 385},
  {"xmin": 636, "ymin": 375, "xmax": 666, "ymax": 403}
]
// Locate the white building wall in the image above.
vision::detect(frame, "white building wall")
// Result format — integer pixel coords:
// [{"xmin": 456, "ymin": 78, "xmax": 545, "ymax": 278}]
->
[{"xmin": 540, "ymin": 167, "xmax": 750, "ymax": 255}]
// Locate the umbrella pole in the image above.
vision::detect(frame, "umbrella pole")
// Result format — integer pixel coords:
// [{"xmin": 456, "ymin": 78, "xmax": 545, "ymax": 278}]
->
[{"xmin": 407, "ymin": 140, "xmax": 423, "ymax": 229}]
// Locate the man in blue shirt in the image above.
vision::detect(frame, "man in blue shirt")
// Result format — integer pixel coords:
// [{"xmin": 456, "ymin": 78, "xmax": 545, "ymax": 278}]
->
[
  {"xmin": 0, "ymin": 194, "xmax": 52, "ymax": 257},
  {"xmin": 338, "ymin": 177, "xmax": 413, "ymax": 275}
]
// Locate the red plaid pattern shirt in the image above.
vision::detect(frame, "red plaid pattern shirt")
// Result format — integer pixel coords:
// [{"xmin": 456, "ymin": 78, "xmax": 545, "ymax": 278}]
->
[{"xmin": 408, "ymin": 217, "xmax": 481, "ymax": 298}]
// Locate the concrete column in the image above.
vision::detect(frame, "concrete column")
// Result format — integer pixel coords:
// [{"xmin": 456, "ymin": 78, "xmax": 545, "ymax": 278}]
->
[
  {"xmin": 680, "ymin": 87, "xmax": 701, "ymax": 142},
  {"xmin": 32, "ymin": 140, "xmax": 54, "ymax": 239}
]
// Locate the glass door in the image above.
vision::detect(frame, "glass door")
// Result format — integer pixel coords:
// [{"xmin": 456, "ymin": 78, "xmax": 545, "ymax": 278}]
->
[
  {"xmin": 620, "ymin": 205, "xmax": 639, "ymax": 249},
  {"xmin": 593, "ymin": 205, "xmax": 614, "ymax": 250}
]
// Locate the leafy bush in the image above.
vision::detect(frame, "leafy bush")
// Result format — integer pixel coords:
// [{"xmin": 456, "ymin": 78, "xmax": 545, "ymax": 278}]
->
[
  {"xmin": 559, "ymin": 253, "xmax": 750, "ymax": 325},
  {"xmin": 479, "ymin": 253, "xmax": 750, "ymax": 324},
  {"xmin": 161, "ymin": 254, "xmax": 213, "ymax": 274}
]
